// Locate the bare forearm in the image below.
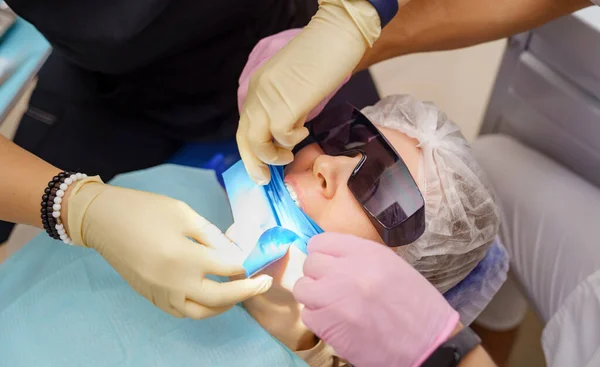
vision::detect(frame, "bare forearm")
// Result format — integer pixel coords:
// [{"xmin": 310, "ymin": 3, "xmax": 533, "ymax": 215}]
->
[
  {"xmin": 357, "ymin": 0, "xmax": 591, "ymax": 69},
  {"xmin": 0, "ymin": 134, "xmax": 60, "ymax": 228}
]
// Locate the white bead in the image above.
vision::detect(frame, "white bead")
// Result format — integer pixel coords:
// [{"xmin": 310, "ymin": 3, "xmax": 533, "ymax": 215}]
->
[
  {"xmin": 70, "ymin": 175, "xmax": 77, "ymax": 182},
  {"xmin": 60, "ymin": 234, "xmax": 68, "ymax": 241},
  {"xmin": 56, "ymin": 224, "xmax": 64, "ymax": 231},
  {"xmin": 59, "ymin": 183, "xmax": 68, "ymax": 191},
  {"xmin": 82, "ymin": 174, "xmax": 88, "ymax": 178},
  {"xmin": 53, "ymin": 204, "xmax": 61, "ymax": 211},
  {"xmin": 52, "ymin": 211, "xmax": 60, "ymax": 218},
  {"xmin": 65, "ymin": 178, "xmax": 73, "ymax": 185},
  {"xmin": 56, "ymin": 190, "xmax": 65, "ymax": 198},
  {"xmin": 76, "ymin": 173, "xmax": 83, "ymax": 180},
  {"xmin": 54, "ymin": 197, "xmax": 62, "ymax": 204},
  {"xmin": 58, "ymin": 228, "xmax": 66, "ymax": 235},
  {"xmin": 64, "ymin": 239, "xmax": 71, "ymax": 245}
]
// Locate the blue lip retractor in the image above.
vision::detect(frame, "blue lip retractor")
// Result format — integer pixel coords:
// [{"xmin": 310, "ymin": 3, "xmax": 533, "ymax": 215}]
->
[{"xmin": 222, "ymin": 161, "xmax": 323, "ymax": 277}]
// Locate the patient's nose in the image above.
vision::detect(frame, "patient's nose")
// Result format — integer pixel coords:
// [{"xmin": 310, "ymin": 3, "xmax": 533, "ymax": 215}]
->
[{"xmin": 312, "ymin": 154, "xmax": 361, "ymax": 199}]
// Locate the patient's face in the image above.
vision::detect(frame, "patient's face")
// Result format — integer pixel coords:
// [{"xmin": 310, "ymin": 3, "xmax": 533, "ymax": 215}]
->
[
  {"xmin": 284, "ymin": 125, "xmax": 421, "ymax": 244},
  {"xmin": 230, "ymin": 125, "xmax": 422, "ymax": 350},
  {"xmin": 254, "ymin": 125, "xmax": 421, "ymax": 291},
  {"xmin": 231, "ymin": 126, "xmax": 420, "ymax": 290}
]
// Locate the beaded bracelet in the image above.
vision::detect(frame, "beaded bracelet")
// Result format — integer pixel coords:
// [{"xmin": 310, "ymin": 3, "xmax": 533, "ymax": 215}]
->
[{"xmin": 41, "ymin": 171, "xmax": 87, "ymax": 245}]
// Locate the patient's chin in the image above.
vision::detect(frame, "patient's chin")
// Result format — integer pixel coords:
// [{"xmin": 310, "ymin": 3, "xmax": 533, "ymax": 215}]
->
[
  {"xmin": 260, "ymin": 246, "xmax": 306, "ymax": 293},
  {"xmin": 229, "ymin": 246, "xmax": 306, "ymax": 298}
]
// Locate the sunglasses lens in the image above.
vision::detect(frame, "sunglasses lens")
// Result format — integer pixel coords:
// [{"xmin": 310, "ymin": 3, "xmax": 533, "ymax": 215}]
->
[{"xmin": 307, "ymin": 103, "xmax": 425, "ymax": 246}]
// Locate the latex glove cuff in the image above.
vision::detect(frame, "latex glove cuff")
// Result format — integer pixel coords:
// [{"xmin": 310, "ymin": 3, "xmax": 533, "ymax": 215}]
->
[{"xmin": 67, "ymin": 176, "xmax": 105, "ymax": 247}]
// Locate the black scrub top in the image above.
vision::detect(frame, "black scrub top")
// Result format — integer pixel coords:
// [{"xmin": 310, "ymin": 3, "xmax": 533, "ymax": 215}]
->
[{"xmin": 7, "ymin": 0, "xmax": 312, "ymax": 139}]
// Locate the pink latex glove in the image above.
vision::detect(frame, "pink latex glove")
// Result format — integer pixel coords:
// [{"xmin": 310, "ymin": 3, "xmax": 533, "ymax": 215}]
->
[
  {"xmin": 293, "ymin": 233, "xmax": 460, "ymax": 367},
  {"xmin": 237, "ymin": 28, "xmax": 350, "ymax": 122}
]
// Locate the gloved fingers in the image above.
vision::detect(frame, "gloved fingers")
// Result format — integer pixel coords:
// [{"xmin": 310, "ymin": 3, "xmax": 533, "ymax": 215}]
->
[
  {"xmin": 151, "ymin": 290, "xmax": 186, "ymax": 318},
  {"xmin": 237, "ymin": 130, "xmax": 271, "ymax": 184},
  {"xmin": 185, "ymin": 214, "xmax": 241, "ymax": 254},
  {"xmin": 190, "ymin": 246, "xmax": 246, "ymax": 276},
  {"xmin": 186, "ymin": 275, "xmax": 273, "ymax": 308},
  {"xmin": 271, "ymin": 124, "xmax": 309, "ymax": 150},
  {"xmin": 299, "ymin": 303, "xmax": 343, "ymax": 340},
  {"xmin": 302, "ymin": 252, "xmax": 338, "ymax": 280},
  {"xmin": 254, "ymin": 142, "xmax": 294, "ymax": 167},
  {"xmin": 293, "ymin": 276, "xmax": 336, "ymax": 309},
  {"xmin": 180, "ymin": 300, "xmax": 232, "ymax": 320}
]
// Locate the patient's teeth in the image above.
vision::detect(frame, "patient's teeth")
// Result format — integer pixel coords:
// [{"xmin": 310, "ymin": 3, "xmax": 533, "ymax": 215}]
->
[{"xmin": 284, "ymin": 183, "xmax": 301, "ymax": 208}]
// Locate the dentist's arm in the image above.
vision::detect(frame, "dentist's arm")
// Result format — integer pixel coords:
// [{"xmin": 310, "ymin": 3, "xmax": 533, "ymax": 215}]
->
[
  {"xmin": 293, "ymin": 233, "xmax": 496, "ymax": 367},
  {"xmin": 0, "ymin": 135, "xmax": 271, "ymax": 318},
  {"xmin": 356, "ymin": 0, "xmax": 591, "ymax": 70}
]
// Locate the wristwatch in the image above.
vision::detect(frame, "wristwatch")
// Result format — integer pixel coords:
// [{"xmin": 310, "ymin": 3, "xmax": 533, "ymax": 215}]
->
[
  {"xmin": 366, "ymin": 0, "xmax": 399, "ymax": 28},
  {"xmin": 420, "ymin": 327, "xmax": 481, "ymax": 367}
]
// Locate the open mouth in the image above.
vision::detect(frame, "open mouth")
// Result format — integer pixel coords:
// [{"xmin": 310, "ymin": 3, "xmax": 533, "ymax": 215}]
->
[{"xmin": 284, "ymin": 182, "xmax": 301, "ymax": 208}]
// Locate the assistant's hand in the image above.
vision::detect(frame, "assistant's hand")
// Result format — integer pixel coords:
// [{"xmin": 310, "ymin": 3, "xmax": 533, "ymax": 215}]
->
[
  {"xmin": 237, "ymin": 0, "xmax": 381, "ymax": 184},
  {"xmin": 237, "ymin": 29, "xmax": 350, "ymax": 129},
  {"xmin": 66, "ymin": 178, "xmax": 272, "ymax": 319},
  {"xmin": 293, "ymin": 233, "xmax": 459, "ymax": 367}
]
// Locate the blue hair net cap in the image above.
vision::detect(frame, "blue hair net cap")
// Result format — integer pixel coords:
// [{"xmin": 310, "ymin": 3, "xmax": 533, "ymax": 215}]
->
[{"xmin": 223, "ymin": 161, "xmax": 323, "ymax": 277}]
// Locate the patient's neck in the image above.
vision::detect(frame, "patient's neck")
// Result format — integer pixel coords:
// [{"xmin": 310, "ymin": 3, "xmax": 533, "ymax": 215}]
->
[{"xmin": 242, "ymin": 283, "xmax": 317, "ymax": 351}]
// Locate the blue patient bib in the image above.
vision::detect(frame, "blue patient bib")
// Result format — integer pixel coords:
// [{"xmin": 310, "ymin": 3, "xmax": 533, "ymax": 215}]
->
[
  {"xmin": 223, "ymin": 162, "xmax": 323, "ymax": 277},
  {"xmin": 0, "ymin": 165, "xmax": 307, "ymax": 367}
]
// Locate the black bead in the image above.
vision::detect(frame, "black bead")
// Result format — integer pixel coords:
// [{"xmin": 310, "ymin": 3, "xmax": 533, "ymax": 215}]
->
[
  {"xmin": 41, "ymin": 213, "xmax": 47, "ymax": 219},
  {"xmin": 42, "ymin": 194, "xmax": 49, "ymax": 201},
  {"xmin": 41, "ymin": 207, "xmax": 46, "ymax": 214},
  {"xmin": 44, "ymin": 187, "xmax": 51, "ymax": 194},
  {"xmin": 52, "ymin": 176, "xmax": 60, "ymax": 182},
  {"xmin": 43, "ymin": 224, "xmax": 49, "ymax": 230},
  {"xmin": 41, "ymin": 201, "xmax": 48, "ymax": 207},
  {"xmin": 48, "ymin": 195, "xmax": 56, "ymax": 202},
  {"xmin": 59, "ymin": 177, "xmax": 66, "ymax": 183},
  {"xmin": 50, "ymin": 188, "xmax": 58, "ymax": 195},
  {"xmin": 58, "ymin": 172, "xmax": 66, "ymax": 178},
  {"xmin": 48, "ymin": 181, "xmax": 55, "ymax": 188}
]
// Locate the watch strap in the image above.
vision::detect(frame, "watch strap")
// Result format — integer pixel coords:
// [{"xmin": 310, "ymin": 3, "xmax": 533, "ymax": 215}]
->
[
  {"xmin": 366, "ymin": 0, "xmax": 398, "ymax": 27},
  {"xmin": 420, "ymin": 327, "xmax": 481, "ymax": 367}
]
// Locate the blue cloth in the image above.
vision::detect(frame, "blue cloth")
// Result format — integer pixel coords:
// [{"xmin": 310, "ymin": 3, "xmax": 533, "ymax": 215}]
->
[
  {"xmin": 0, "ymin": 17, "xmax": 50, "ymax": 119},
  {"xmin": 444, "ymin": 238, "xmax": 509, "ymax": 325},
  {"xmin": 0, "ymin": 165, "xmax": 307, "ymax": 367},
  {"xmin": 223, "ymin": 162, "xmax": 323, "ymax": 277}
]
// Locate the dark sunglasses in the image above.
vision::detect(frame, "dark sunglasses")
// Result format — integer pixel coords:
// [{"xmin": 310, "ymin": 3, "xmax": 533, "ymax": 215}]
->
[{"xmin": 294, "ymin": 103, "xmax": 425, "ymax": 247}]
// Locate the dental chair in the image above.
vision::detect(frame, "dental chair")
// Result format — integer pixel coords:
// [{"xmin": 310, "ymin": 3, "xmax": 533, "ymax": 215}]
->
[{"xmin": 471, "ymin": 9, "xmax": 600, "ymax": 327}]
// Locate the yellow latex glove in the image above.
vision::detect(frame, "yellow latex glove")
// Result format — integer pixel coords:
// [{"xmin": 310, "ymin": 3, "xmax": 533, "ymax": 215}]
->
[
  {"xmin": 237, "ymin": 0, "xmax": 381, "ymax": 184},
  {"xmin": 66, "ymin": 177, "xmax": 273, "ymax": 319}
]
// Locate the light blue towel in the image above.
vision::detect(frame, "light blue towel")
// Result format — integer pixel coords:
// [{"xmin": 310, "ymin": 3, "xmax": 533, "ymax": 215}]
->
[
  {"xmin": 0, "ymin": 165, "xmax": 307, "ymax": 367},
  {"xmin": 0, "ymin": 164, "xmax": 507, "ymax": 366}
]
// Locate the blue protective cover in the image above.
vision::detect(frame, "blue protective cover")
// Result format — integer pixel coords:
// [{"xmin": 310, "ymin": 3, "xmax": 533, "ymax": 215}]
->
[
  {"xmin": 0, "ymin": 18, "xmax": 50, "ymax": 119},
  {"xmin": 0, "ymin": 165, "xmax": 307, "ymax": 367},
  {"xmin": 444, "ymin": 238, "xmax": 509, "ymax": 325},
  {"xmin": 222, "ymin": 161, "xmax": 323, "ymax": 277}
]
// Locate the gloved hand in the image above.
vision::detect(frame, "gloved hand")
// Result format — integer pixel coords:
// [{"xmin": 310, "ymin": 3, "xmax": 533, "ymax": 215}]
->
[
  {"xmin": 237, "ymin": 0, "xmax": 381, "ymax": 184},
  {"xmin": 237, "ymin": 29, "xmax": 350, "ymax": 126},
  {"xmin": 66, "ymin": 177, "xmax": 273, "ymax": 319},
  {"xmin": 293, "ymin": 233, "xmax": 460, "ymax": 367}
]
